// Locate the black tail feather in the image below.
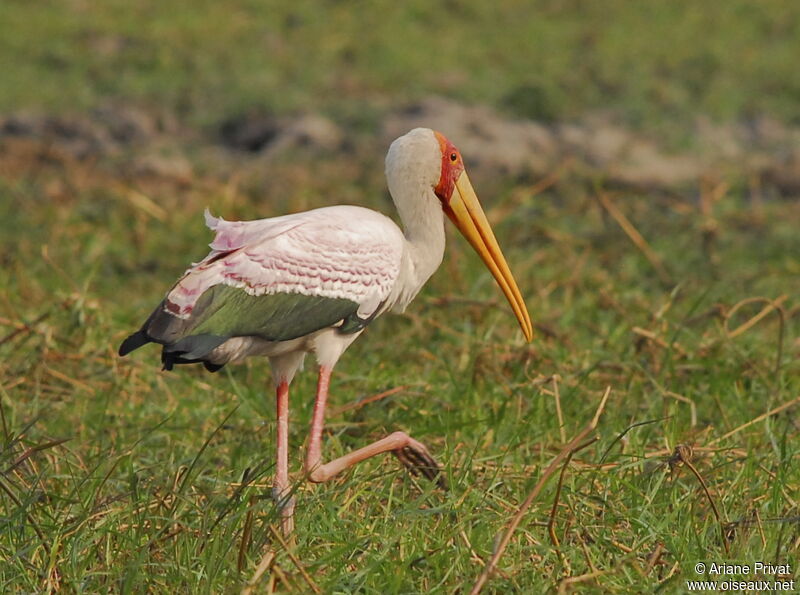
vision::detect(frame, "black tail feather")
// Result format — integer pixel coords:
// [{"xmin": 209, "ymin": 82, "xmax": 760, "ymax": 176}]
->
[
  {"xmin": 119, "ymin": 330, "xmax": 151, "ymax": 356},
  {"xmin": 160, "ymin": 348, "xmax": 225, "ymax": 373},
  {"xmin": 121, "ymin": 299, "xmax": 228, "ymax": 373},
  {"xmin": 168, "ymin": 334, "xmax": 227, "ymax": 360}
]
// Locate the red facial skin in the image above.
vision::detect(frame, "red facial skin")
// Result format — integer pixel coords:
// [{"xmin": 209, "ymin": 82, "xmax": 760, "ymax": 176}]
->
[{"xmin": 433, "ymin": 131, "xmax": 464, "ymax": 203}]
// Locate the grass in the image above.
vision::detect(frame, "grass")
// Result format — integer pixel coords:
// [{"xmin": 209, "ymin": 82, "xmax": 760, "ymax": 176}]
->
[
  {"xmin": 1, "ymin": 2, "xmax": 799, "ymax": 592},
  {"xmin": 1, "ymin": 140, "xmax": 798, "ymax": 592}
]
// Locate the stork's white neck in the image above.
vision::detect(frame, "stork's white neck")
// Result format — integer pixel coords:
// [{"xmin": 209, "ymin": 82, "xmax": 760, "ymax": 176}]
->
[
  {"xmin": 394, "ymin": 183, "xmax": 446, "ymax": 309},
  {"xmin": 385, "ymin": 129, "xmax": 447, "ymax": 311}
]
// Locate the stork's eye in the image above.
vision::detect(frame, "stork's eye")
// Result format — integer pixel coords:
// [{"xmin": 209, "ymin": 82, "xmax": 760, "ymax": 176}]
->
[{"xmin": 450, "ymin": 152, "xmax": 458, "ymax": 162}]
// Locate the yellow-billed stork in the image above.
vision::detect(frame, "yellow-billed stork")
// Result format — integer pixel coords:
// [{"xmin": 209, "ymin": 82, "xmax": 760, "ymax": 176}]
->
[{"xmin": 119, "ymin": 128, "xmax": 533, "ymax": 534}]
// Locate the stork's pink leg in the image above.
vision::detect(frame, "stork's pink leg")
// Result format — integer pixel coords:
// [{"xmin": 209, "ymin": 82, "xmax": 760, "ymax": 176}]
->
[
  {"xmin": 305, "ymin": 366, "xmax": 446, "ymax": 488},
  {"xmin": 274, "ymin": 380, "xmax": 295, "ymax": 535}
]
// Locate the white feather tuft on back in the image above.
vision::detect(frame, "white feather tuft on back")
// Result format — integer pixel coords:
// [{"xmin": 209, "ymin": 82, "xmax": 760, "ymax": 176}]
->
[{"xmin": 204, "ymin": 208, "xmax": 221, "ymax": 230}]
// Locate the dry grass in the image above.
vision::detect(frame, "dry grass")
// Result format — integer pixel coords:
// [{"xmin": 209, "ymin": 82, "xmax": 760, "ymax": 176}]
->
[
  {"xmin": 2, "ymin": 5, "xmax": 800, "ymax": 588},
  {"xmin": 0, "ymin": 128, "xmax": 798, "ymax": 592}
]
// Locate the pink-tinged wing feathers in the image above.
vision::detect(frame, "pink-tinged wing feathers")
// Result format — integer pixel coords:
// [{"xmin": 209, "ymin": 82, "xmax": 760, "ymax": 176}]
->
[
  {"xmin": 167, "ymin": 206, "xmax": 404, "ymax": 320},
  {"xmin": 202, "ymin": 209, "xmax": 303, "ymax": 256}
]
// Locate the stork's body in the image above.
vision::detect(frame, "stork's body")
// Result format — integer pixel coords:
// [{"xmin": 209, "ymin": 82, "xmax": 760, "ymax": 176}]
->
[{"xmin": 120, "ymin": 128, "xmax": 532, "ymax": 534}]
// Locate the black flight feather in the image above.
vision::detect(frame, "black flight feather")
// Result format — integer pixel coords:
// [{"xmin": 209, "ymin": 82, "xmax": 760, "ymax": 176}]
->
[{"xmin": 118, "ymin": 330, "xmax": 150, "ymax": 356}]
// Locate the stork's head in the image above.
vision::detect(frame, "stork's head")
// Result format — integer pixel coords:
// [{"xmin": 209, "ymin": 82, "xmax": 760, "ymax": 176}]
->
[{"xmin": 386, "ymin": 128, "xmax": 533, "ymax": 342}]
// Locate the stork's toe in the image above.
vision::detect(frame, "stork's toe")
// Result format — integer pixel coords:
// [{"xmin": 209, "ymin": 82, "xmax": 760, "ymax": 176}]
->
[{"xmin": 394, "ymin": 439, "xmax": 447, "ymax": 490}]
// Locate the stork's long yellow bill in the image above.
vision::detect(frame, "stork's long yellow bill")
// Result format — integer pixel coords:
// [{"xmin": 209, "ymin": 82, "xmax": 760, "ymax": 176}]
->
[{"xmin": 444, "ymin": 170, "xmax": 534, "ymax": 341}]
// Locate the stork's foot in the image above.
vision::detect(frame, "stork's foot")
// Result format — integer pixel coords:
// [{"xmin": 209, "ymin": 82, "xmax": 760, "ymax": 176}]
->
[{"xmin": 394, "ymin": 437, "xmax": 447, "ymax": 490}]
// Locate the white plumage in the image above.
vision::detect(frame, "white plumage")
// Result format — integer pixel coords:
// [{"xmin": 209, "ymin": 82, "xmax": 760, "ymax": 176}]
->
[
  {"xmin": 173, "ymin": 206, "xmax": 404, "ymax": 319},
  {"xmin": 160, "ymin": 128, "xmax": 453, "ymax": 381}
]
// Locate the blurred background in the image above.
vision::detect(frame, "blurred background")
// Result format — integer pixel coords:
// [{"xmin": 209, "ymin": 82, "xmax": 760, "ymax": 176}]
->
[
  {"xmin": 3, "ymin": 0, "xmax": 800, "ymax": 196},
  {"xmin": 1, "ymin": 1, "xmax": 799, "ymax": 591}
]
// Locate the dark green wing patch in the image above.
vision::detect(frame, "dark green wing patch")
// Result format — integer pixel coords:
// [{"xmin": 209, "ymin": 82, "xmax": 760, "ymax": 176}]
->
[
  {"xmin": 120, "ymin": 284, "xmax": 377, "ymax": 372},
  {"xmin": 186, "ymin": 284, "xmax": 361, "ymax": 342}
]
